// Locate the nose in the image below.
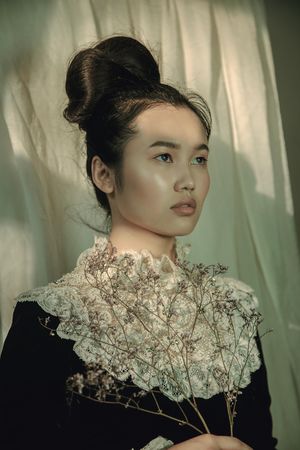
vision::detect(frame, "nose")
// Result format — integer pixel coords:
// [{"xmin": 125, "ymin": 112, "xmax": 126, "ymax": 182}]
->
[{"xmin": 174, "ymin": 167, "xmax": 195, "ymax": 193}]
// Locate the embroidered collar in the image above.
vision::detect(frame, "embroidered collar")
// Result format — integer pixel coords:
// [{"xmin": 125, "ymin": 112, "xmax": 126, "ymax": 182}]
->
[{"xmin": 17, "ymin": 234, "xmax": 262, "ymax": 401}]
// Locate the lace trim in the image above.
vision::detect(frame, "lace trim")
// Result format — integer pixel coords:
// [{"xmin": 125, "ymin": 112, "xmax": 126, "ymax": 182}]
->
[
  {"xmin": 17, "ymin": 234, "xmax": 261, "ymax": 401},
  {"xmin": 138, "ymin": 436, "xmax": 174, "ymax": 450}
]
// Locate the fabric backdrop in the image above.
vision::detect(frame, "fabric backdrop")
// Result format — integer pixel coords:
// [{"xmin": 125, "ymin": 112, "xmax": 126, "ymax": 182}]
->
[{"xmin": 0, "ymin": 1, "xmax": 299, "ymax": 448}]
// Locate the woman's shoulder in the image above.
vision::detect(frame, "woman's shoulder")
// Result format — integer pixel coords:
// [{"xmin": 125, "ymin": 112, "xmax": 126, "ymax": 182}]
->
[
  {"xmin": 218, "ymin": 275, "xmax": 257, "ymax": 294},
  {"xmin": 0, "ymin": 299, "xmax": 75, "ymax": 368},
  {"xmin": 14, "ymin": 257, "xmax": 91, "ymax": 332},
  {"xmin": 213, "ymin": 274, "xmax": 260, "ymax": 309},
  {"xmin": 3, "ymin": 299, "xmax": 59, "ymax": 346}
]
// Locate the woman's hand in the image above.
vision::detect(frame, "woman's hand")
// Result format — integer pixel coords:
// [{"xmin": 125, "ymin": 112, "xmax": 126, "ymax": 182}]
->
[{"xmin": 170, "ymin": 434, "xmax": 253, "ymax": 450}]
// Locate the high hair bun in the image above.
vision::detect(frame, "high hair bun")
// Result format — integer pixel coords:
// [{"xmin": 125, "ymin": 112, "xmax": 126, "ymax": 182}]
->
[{"xmin": 63, "ymin": 36, "xmax": 160, "ymax": 131}]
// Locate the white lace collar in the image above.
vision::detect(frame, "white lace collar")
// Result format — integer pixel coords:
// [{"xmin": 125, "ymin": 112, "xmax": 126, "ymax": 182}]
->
[{"xmin": 17, "ymin": 234, "xmax": 262, "ymax": 401}]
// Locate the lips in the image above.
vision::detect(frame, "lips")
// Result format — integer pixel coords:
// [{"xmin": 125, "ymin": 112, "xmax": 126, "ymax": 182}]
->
[{"xmin": 171, "ymin": 198, "xmax": 196, "ymax": 208}]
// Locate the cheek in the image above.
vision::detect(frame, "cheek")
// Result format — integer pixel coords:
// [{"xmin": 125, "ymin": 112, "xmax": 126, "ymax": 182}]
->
[
  {"xmin": 200, "ymin": 171, "xmax": 210, "ymax": 195},
  {"xmin": 205, "ymin": 173, "xmax": 211, "ymax": 193},
  {"xmin": 124, "ymin": 166, "xmax": 169, "ymax": 201},
  {"xmin": 193, "ymin": 172, "xmax": 210, "ymax": 208}
]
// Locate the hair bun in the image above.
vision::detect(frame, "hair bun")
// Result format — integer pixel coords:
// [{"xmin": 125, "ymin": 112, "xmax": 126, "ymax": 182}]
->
[{"xmin": 63, "ymin": 36, "xmax": 160, "ymax": 130}]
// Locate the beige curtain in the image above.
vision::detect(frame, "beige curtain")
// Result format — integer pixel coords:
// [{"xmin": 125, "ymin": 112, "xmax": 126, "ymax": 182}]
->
[{"xmin": 1, "ymin": 1, "xmax": 299, "ymax": 448}]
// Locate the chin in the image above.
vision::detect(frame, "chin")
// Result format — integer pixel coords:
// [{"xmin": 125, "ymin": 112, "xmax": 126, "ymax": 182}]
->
[
  {"xmin": 176, "ymin": 218, "xmax": 200, "ymax": 232},
  {"xmin": 172, "ymin": 228, "xmax": 195, "ymax": 237},
  {"xmin": 157, "ymin": 223, "xmax": 197, "ymax": 237}
]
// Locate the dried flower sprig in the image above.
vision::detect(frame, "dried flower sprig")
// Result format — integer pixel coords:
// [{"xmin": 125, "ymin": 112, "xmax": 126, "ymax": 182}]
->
[
  {"xmin": 66, "ymin": 366, "xmax": 205, "ymax": 434},
  {"xmin": 41, "ymin": 239, "xmax": 265, "ymax": 437}
]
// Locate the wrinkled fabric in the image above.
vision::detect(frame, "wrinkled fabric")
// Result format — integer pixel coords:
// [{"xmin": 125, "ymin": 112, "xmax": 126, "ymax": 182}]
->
[{"xmin": 0, "ymin": 1, "xmax": 300, "ymax": 448}]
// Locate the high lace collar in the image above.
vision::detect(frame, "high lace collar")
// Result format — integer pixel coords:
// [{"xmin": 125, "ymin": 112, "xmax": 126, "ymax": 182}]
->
[
  {"xmin": 17, "ymin": 234, "xmax": 262, "ymax": 401},
  {"xmin": 77, "ymin": 234, "xmax": 192, "ymax": 275}
]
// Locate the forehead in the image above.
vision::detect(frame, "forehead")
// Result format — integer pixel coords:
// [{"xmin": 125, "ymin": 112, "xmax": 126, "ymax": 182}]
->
[{"xmin": 132, "ymin": 104, "xmax": 207, "ymax": 144}]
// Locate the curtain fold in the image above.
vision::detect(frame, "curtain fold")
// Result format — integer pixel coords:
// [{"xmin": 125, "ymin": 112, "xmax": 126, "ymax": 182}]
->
[{"xmin": 1, "ymin": 1, "xmax": 299, "ymax": 448}]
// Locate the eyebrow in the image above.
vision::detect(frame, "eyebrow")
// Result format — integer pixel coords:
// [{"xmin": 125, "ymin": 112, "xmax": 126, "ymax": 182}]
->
[{"xmin": 148, "ymin": 140, "xmax": 209, "ymax": 152}]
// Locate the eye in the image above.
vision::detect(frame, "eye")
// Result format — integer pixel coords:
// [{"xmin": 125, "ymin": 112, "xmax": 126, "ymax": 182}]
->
[
  {"xmin": 154, "ymin": 153, "xmax": 173, "ymax": 163},
  {"xmin": 154, "ymin": 154, "xmax": 208, "ymax": 165},
  {"xmin": 192, "ymin": 156, "xmax": 208, "ymax": 166}
]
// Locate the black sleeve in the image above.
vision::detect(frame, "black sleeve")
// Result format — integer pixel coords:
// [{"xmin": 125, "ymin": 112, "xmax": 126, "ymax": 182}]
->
[
  {"xmin": 232, "ymin": 334, "xmax": 278, "ymax": 450},
  {"xmin": 0, "ymin": 301, "xmax": 75, "ymax": 450}
]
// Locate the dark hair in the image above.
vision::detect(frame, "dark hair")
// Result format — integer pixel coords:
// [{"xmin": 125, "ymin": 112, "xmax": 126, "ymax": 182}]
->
[{"xmin": 63, "ymin": 35, "xmax": 212, "ymax": 218}]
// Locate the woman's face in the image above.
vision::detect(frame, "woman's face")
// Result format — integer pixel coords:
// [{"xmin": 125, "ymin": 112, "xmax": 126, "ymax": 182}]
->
[{"xmin": 109, "ymin": 104, "xmax": 210, "ymax": 237}]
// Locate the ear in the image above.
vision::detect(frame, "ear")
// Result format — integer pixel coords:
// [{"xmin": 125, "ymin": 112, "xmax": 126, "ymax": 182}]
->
[{"xmin": 91, "ymin": 156, "xmax": 115, "ymax": 194}]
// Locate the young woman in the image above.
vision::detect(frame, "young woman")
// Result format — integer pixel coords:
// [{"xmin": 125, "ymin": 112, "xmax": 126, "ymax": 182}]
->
[{"xmin": 0, "ymin": 36, "xmax": 277, "ymax": 450}]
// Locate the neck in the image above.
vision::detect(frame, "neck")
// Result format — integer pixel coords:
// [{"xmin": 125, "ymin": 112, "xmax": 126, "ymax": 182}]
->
[{"xmin": 108, "ymin": 224, "xmax": 177, "ymax": 261}]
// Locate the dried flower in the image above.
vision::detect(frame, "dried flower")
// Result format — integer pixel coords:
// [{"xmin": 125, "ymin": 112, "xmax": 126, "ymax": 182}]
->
[{"xmin": 32, "ymin": 236, "xmax": 267, "ymax": 437}]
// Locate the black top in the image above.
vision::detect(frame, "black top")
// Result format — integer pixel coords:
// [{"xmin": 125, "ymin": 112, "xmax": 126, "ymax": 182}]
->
[{"xmin": 0, "ymin": 301, "xmax": 278, "ymax": 450}]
